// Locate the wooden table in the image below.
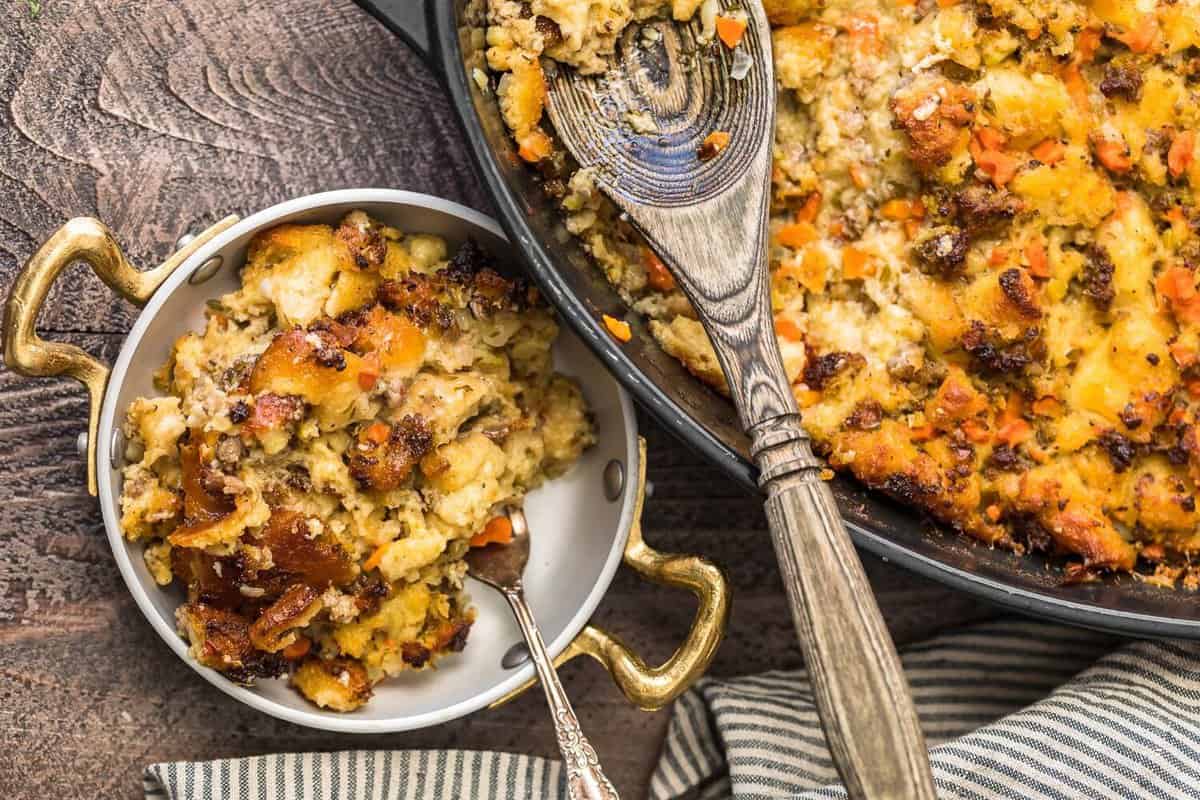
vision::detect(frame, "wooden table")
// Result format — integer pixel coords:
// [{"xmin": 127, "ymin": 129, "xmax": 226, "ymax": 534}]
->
[{"xmin": 0, "ymin": 2, "xmax": 995, "ymax": 796}]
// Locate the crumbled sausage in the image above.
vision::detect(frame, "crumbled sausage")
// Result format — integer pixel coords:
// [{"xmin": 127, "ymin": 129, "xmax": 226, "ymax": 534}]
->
[
  {"xmin": 844, "ymin": 402, "xmax": 884, "ymax": 431},
  {"xmin": 961, "ymin": 321, "xmax": 1039, "ymax": 375},
  {"xmin": 891, "ymin": 77, "xmax": 977, "ymax": 172},
  {"xmin": 1081, "ymin": 247, "xmax": 1116, "ymax": 312},
  {"xmin": 804, "ymin": 351, "xmax": 866, "ymax": 390},
  {"xmin": 951, "ymin": 184, "xmax": 1023, "ymax": 236},
  {"xmin": 335, "ymin": 217, "xmax": 388, "ymax": 268},
  {"xmin": 914, "ymin": 226, "xmax": 970, "ymax": 277},
  {"xmin": 1099, "ymin": 65, "xmax": 1143, "ymax": 101},
  {"xmin": 1099, "ymin": 430, "xmax": 1137, "ymax": 472}
]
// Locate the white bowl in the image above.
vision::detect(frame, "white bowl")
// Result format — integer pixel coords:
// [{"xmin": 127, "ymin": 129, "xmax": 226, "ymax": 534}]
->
[{"xmin": 93, "ymin": 189, "xmax": 639, "ymax": 732}]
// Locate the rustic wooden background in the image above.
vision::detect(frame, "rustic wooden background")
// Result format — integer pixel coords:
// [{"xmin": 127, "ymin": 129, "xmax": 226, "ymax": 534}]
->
[{"xmin": 0, "ymin": 1, "xmax": 996, "ymax": 795}]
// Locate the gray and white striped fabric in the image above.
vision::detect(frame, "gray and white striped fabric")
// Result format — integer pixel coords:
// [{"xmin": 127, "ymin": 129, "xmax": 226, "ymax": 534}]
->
[{"xmin": 146, "ymin": 619, "xmax": 1200, "ymax": 799}]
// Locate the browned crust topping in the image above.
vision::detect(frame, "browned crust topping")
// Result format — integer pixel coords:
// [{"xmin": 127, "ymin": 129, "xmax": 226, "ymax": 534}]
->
[
  {"xmin": 348, "ymin": 415, "xmax": 435, "ymax": 491},
  {"xmin": 890, "ymin": 77, "xmax": 976, "ymax": 172},
  {"xmin": 249, "ymin": 584, "xmax": 322, "ymax": 652},
  {"xmin": 335, "ymin": 218, "xmax": 388, "ymax": 268},
  {"xmin": 804, "ymin": 351, "xmax": 866, "ymax": 390}
]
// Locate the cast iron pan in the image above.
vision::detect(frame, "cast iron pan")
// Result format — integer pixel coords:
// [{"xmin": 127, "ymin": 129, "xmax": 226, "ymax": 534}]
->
[{"xmin": 355, "ymin": 0, "xmax": 1200, "ymax": 638}]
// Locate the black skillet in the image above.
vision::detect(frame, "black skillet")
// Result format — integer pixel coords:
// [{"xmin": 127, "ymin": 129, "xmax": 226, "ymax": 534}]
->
[{"xmin": 354, "ymin": 0, "xmax": 1200, "ymax": 638}]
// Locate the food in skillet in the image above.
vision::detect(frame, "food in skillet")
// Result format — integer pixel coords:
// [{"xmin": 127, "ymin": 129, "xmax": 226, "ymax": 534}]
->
[
  {"xmin": 118, "ymin": 212, "xmax": 593, "ymax": 710},
  {"xmin": 487, "ymin": 0, "xmax": 1200, "ymax": 586}
]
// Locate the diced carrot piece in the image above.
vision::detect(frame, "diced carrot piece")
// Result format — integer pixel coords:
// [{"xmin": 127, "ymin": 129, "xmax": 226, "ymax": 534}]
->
[
  {"xmin": 603, "ymin": 314, "xmax": 632, "ymax": 342},
  {"xmin": 1031, "ymin": 139, "xmax": 1066, "ymax": 166},
  {"xmin": 795, "ymin": 389, "xmax": 821, "ymax": 408},
  {"xmin": 883, "ymin": 200, "xmax": 916, "ymax": 221},
  {"xmin": 715, "ymin": 15, "xmax": 747, "ymax": 48},
  {"xmin": 996, "ymin": 418, "xmax": 1033, "ymax": 446},
  {"xmin": 282, "ymin": 636, "xmax": 312, "ymax": 660},
  {"xmin": 777, "ymin": 221, "xmax": 819, "ymax": 249},
  {"xmin": 998, "ymin": 391, "xmax": 1024, "ymax": 426},
  {"xmin": 975, "ymin": 127, "xmax": 1007, "ymax": 152},
  {"xmin": 937, "ymin": 0, "xmax": 960, "ymax": 6},
  {"xmin": 990, "ymin": 246, "xmax": 1010, "ymax": 266},
  {"xmin": 1170, "ymin": 341, "xmax": 1197, "ymax": 368},
  {"xmin": 1093, "ymin": 136, "xmax": 1132, "ymax": 174},
  {"xmin": 363, "ymin": 542, "xmax": 391, "ymax": 572},
  {"xmin": 1076, "ymin": 28, "xmax": 1102, "ymax": 63},
  {"xmin": 909, "ymin": 423, "xmax": 936, "ymax": 442},
  {"xmin": 962, "ymin": 419, "xmax": 991, "ymax": 443},
  {"xmin": 1157, "ymin": 266, "xmax": 1197, "ymax": 303},
  {"xmin": 1061, "ymin": 63, "xmax": 1090, "ymax": 111},
  {"xmin": 363, "ymin": 421, "xmax": 390, "ymax": 445},
  {"xmin": 841, "ymin": 246, "xmax": 874, "ymax": 279},
  {"xmin": 641, "ymin": 245, "xmax": 676, "ymax": 291},
  {"xmin": 1025, "ymin": 238, "xmax": 1050, "ymax": 278},
  {"xmin": 849, "ymin": 163, "xmax": 870, "ymax": 189},
  {"xmin": 357, "ymin": 351, "xmax": 381, "ymax": 391},
  {"xmin": 841, "ymin": 246, "xmax": 872, "ymax": 279},
  {"xmin": 1187, "ymin": 379, "xmax": 1200, "ymax": 400},
  {"xmin": 470, "ymin": 515, "xmax": 514, "ymax": 548},
  {"xmin": 984, "ymin": 504, "xmax": 1002, "ymax": 522},
  {"xmin": 975, "ymin": 149, "xmax": 1020, "ymax": 187},
  {"xmin": 796, "ymin": 192, "xmax": 822, "ymax": 223},
  {"xmin": 1031, "ymin": 396, "xmax": 1061, "ymax": 417},
  {"xmin": 517, "ymin": 130, "xmax": 553, "ymax": 163},
  {"xmin": 698, "ymin": 130, "xmax": 731, "ymax": 161},
  {"xmin": 775, "ymin": 317, "xmax": 804, "ymax": 342},
  {"xmin": 903, "ymin": 219, "xmax": 922, "ymax": 240},
  {"xmin": 1115, "ymin": 13, "xmax": 1158, "ymax": 54},
  {"xmin": 1169, "ymin": 131, "xmax": 1195, "ymax": 179}
]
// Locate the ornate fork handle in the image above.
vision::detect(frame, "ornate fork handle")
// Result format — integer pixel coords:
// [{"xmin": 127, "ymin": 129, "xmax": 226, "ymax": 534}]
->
[{"xmin": 503, "ymin": 587, "xmax": 620, "ymax": 800}]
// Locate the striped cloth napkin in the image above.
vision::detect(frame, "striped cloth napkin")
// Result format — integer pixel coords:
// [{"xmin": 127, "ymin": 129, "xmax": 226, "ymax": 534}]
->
[{"xmin": 145, "ymin": 619, "xmax": 1200, "ymax": 799}]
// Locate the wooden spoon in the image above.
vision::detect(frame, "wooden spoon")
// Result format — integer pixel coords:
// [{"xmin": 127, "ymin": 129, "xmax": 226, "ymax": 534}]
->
[{"xmin": 543, "ymin": 4, "xmax": 936, "ymax": 798}]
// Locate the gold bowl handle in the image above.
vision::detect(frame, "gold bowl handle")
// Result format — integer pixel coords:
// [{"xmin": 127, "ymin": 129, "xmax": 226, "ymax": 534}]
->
[
  {"xmin": 2, "ymin": 216, "xmax": 238, "ymax": 494},
  {"xmin": 493, "ymin": 438, "xmax": 730, "ymax": 711}
]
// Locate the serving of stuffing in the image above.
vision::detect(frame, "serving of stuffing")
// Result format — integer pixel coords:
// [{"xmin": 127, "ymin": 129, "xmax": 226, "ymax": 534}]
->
[
  {"xmin": 119, "ymin": 211, "xmax": 594, "ymax": 710},
  {"xmin": 487, "ymin": 0, "xmax": 1200, "ymax": 586}
]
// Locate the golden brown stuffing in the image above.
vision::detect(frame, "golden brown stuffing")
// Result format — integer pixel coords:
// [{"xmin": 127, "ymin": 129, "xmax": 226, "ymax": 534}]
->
[
  {"xmin": 488, "ymin": 0, "xmax": 1200, "ymax": 586},
  {"xmin": 120, "ymin": 213, "xmax": 594, "ymax": 709}
]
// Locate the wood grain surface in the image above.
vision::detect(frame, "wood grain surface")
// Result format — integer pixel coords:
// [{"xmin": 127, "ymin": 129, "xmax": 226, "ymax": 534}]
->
[{"xmin": 0, "ymin": 2, "xmax": 994, "ymax": 796}]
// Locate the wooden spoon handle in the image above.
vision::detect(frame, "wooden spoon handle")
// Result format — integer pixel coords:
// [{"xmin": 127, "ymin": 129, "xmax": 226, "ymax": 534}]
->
[{"xmin": 754, "ymin": 417, "xmax": 937, "ymax": 799}]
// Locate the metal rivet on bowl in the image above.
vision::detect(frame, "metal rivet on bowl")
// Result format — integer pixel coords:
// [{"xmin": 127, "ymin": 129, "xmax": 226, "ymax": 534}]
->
[
  {"xmin": 645, "ymin": 480, "xmax": 655, "ymax": 499},
  {"xmin": 501, "ymin": 642, "xmax": 530, "ymax": 669},
  {"xmin": 603, "ymin": 459, "xmax": 624, "ymax": 501},
  {"xmin": 187, "ymin": 255, "xmax": 223, "ymax": 285},
  {"xmin": 110, "ymin": 429, "xmax": 124, "ymax": 469},
  {"xmin": 75, "ymin": 431, "xmax": 88, "ymax": 457},
  {"xmin": 175, "ymin": 231, "xmax": 197, "ymax": 251}
]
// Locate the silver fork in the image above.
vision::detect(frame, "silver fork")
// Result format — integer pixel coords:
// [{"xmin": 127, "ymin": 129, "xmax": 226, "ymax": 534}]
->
[{"xmin": 465, "ymin": 507, "xmax": 619, "ymax": 800}]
